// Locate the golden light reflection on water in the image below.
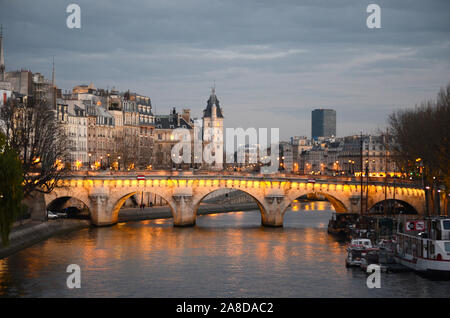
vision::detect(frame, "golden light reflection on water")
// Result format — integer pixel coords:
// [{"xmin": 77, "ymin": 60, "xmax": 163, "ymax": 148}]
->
[
  {"xmin": 225, "ymin": 231, "xmax": 244, "ymax": 257},
  {"xmin": 290, "ymin": 200, "xmax": 333, "ymax": 212},
  {"xmin": 0, "ymin": 259, "xmax": 10, "ymax": 296},
  {"xmin": 234, "ymin": 211, "xmax": 244, "ymax": 219},
  {"xmin": 1, "ymin": 202, "xmax": 448, "ymax": 297},
  {"xmin": 0, "ymin": 201, "xmax": 347, "ymax": 297}
]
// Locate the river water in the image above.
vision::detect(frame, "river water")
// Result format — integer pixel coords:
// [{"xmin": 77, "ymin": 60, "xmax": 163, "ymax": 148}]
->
[{"xmin": 1, "ymin": 201, "xmax": 449, "ymax": 298}]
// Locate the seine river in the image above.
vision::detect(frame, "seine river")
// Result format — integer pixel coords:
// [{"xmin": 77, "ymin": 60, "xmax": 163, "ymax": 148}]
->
[{"xmin": 1, "ymin": 202, "xmax": 449, "ymax": 298}]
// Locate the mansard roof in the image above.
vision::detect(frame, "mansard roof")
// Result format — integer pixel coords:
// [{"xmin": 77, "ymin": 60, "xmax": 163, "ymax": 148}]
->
[{"xmin": 155, "ymin": 108, "xmax": 193, "ymax": 129}]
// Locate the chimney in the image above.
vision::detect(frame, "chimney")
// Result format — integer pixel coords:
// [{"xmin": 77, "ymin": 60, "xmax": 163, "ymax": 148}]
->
[{"xmin": 182, "ymin": 108, "xmax": 190, "ymax": 123}]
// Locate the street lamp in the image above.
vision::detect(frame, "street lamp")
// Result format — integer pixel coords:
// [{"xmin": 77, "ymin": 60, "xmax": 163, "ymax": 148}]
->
[
  {"xmin": 100, "ymin": 156, "xmax": 103, "ymax": 170},
  {"xmin": 419, "ymin": 160, "xmax": 430, "ymax": 217},
  {"xmin": 118, "ymin": 156, "xmax": 121, "ymax": 170},
  {"xmin": 107, "ymin": 153, "xmax": 110, "ymax": 169},
  {"xmin": 88, "ymin": 153, "xmax": 92, "ymax": 170}
]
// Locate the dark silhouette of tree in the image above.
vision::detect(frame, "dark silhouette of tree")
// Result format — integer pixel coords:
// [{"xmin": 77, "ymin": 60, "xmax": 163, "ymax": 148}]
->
[
  {"xmin": 388, "ymin": 83, "xmax": 450, "ymax": 194},
  {"xmin": 0, "ymin": 132, "xmax": 24, "ymax": 246},
  {"xmin": 0, "ymin": 97, "xmax": 69, "ymax": 197}
]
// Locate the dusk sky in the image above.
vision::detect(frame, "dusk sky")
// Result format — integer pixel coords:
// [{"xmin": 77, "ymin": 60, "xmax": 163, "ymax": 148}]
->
[{"xmin": 1, "ymin": 0, "xmax": 449, "ymax": 140}]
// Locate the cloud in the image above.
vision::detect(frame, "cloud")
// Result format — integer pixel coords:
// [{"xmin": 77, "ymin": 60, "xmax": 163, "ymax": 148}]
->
[{"xmin": 1, "ymin": 0, "xmax": 449, "ymax": 139}]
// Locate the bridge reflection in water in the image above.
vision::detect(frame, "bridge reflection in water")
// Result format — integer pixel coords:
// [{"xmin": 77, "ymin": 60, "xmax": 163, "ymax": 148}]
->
[{"xmin": 291, "ymin": 200, "xmax": 330, "ymax": 212}]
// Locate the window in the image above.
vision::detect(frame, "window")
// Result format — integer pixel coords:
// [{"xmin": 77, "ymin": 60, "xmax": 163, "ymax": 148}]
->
[
  {"xmin": 443, "ymin": 221, "xmax": 450, "ymax": 230},
  {"xmin": 445, "ymin": 242, "xmax": 450, "ymax": 253}
]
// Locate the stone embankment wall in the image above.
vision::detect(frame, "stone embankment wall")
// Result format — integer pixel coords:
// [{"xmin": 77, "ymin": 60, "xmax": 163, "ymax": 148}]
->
[
  {"xmin": 0, "ymin": 219, "xmax": 90, "ymax": 259},
  {"xmin": 118, "ymin": 202, "xmax": 259, "ymax": 222},
  {"xmin": 203, "ymin": 189, "xmax": 255, "ymax": 205}
]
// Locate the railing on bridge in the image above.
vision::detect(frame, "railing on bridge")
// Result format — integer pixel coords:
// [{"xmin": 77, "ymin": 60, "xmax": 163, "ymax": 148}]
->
[{"xmin": 62, "ymin": 170, "xmax": 422, "ymax": 188}]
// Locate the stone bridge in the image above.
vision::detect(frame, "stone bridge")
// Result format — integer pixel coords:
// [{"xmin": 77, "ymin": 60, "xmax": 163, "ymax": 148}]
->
[{"xmin": 43, "ymin": 172, "xmax": 426, "ymax": 227}]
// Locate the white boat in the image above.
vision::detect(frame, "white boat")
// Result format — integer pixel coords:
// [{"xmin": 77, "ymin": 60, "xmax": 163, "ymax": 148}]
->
[
  {"xmin": 348, "ymin": 238, "xmax": 373, "ymax": 250},
  {"xmin": 395, "ymin": 217, "xmax": 450, "ymax": 276},
  {"xmin": 345, "ymin": 239, "xmax": 376, "ymax": 268}
]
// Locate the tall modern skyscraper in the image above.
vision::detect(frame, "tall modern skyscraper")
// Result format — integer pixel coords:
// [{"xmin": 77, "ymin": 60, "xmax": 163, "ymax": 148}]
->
[{"xmin": 311, "ymin": 109, "xmax": 336, "ymax": 140}]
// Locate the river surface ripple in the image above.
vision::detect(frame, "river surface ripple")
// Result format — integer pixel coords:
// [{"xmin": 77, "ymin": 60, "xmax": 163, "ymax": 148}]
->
[{"xmin": 1, "ymin": 202, "xmax": 449, "ymax": 297}]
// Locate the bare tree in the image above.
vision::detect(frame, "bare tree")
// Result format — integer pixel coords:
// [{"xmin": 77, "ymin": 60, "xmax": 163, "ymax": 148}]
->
[
  {"xmin": 119, "ymin": 126, "xmax": 139, "ymax": 170},
  {"xmin": 1, "ymin": 97, "xmax": 69, "ymax": 197},
  {"xmin": 138, "ymin": 137, "xmax": 153, "ymax": 170},
  {"xmin": 387, "ymin": 83, "xmax": 450, "ymax": 192}
]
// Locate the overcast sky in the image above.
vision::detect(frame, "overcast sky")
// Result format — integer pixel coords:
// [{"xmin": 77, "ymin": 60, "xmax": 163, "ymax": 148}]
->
[{"xmin": 1, "ymin": 0, "xmax": 449, "ymax": 140}]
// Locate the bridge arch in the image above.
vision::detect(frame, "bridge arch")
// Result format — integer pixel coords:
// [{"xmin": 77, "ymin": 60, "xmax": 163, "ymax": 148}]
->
[
  {"xmin": 192, "ymin": 188, "xmax": 267, "ymax": 224},
  {"xmin": 110, "ymin": 191, "xmax": 176, "ymax": 222},
  {"xmin": 368, "ymin": 199, "xmax": 419, "ymax": 215},
  {"xmin": 315, "ymin": 192, "xmax": 347, "ymax": 213},
  {"xmin": 46, "ymin": 196, "xmax": 90, "ymax": 218},
  {"xmin": 280, "ymin": 191, "xmax": 348, "ymax": 223}
]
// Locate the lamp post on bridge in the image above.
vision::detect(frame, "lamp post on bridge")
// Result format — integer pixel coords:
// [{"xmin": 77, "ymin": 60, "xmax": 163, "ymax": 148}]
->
[
  {"xmin": 365, "ymin": 159, "xmax": 369, "ymax": 214},
  {"xmin": 360, "ymin": 132, "xmax": 363, "ymax": 216}
]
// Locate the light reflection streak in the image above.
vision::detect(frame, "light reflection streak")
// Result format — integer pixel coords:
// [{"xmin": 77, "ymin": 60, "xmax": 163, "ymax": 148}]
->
[{"xmin": 0, "ymin": 201, "xmax": 349, "ymax": 297}]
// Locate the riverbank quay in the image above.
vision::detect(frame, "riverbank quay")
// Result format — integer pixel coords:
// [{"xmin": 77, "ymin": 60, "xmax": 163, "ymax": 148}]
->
[
  {"xmin": 118, "ymin": 202, "xmax": 259, "ymax": 222},
  {"xmin": 0, "ymin": 219, "xmax": 90, "ymax": 259}
]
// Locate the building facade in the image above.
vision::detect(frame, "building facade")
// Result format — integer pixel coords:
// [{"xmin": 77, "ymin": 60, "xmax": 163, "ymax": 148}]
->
[{"xmin": 153, "ymin": 107, "xmax": 193, "ymax": 170}]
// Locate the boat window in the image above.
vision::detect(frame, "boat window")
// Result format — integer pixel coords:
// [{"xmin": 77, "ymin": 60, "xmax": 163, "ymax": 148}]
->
[
  {"xmin": 443, "ymin": 221, "xmax": 450, "ymax": 230},
  {"xmin": 445, "ymin": 242, "xmax": 450, "ymax": 252}
]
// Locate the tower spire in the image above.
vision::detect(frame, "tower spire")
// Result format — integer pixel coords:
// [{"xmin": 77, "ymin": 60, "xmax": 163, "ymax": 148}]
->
[{"xmin": 211, "ymin": 80, "xmax": 216, "ymax": 96}]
